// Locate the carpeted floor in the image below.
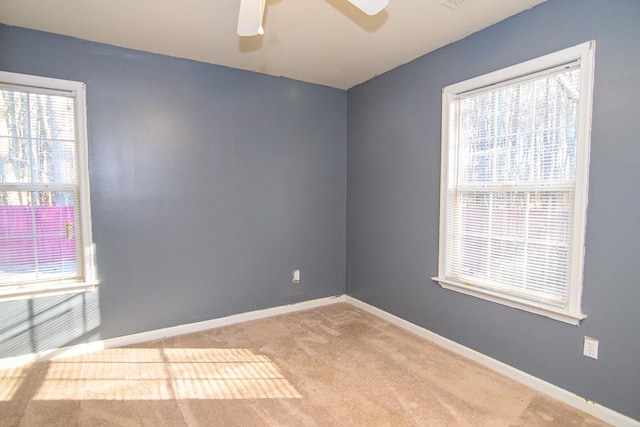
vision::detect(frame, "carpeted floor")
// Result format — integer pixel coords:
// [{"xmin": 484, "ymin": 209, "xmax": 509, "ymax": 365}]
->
[{"xmin": 1, "ymin": 303, "xmax": 606, "ymax": 426}]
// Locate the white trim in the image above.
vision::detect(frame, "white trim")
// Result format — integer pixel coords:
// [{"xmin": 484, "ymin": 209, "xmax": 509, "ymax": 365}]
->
[
  {"xmin": 344, "ymin": 296, "xmax": 639, "ymax": 427},
  {"xmin": 445, "ymin": 41, "xmax": 593, "ymax": 95},
  {"xmin": 0, "ymin": 71, "xmax": 85, "ymax": 93},
  {"xmin": 0, "ymin": 295, "xmax": 345, "ymax": 370},
  {"xmin": 0, "ymin": 294, "xmax": 636, "ymax": 425},
  {"xmin": 74, "ymin": 80, "xmax": 98, "ymax": 287},
  {"xmin": 432, "ymin": 277, "xmax": 586, "ymax": 325},
  {"xmin": 0, "ymin": 281, "xmax": 97, "ymax": 302},
  {"xmin": 569, "ymin": 40, "xmax": 596, "ymax": 312}
]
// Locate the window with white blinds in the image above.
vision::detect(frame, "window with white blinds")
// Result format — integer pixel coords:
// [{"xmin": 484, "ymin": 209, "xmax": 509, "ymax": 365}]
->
[
  {"xmin": 0, "ymin": 71, "xmax": 96, "ymax": 300},
  {"xmin": 433, "ymin": 42, "xmax": 595, "ymax": 325}
]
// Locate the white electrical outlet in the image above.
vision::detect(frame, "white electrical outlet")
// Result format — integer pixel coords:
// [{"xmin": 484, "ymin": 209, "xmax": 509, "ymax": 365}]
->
[
  {"xmin": 583, "ymin": 336, "xmax": 599, "ymax": 359},
  {"xmin": 292, "ymin": 269, "xmax": 300, "ymax": 284}
]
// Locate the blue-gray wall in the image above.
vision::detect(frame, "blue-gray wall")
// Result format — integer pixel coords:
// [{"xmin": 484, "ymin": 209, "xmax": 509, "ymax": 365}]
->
[
  {"xmin": 2, "ymin": 0, "xmax": 639, "ymax": 421},
  {"xmin": 347, "ymin": 0, "xmax": 640, "ymax": 420},
  {"xmin": 0, "ymin": 25, "xmax": 346, "ymax": 357}
]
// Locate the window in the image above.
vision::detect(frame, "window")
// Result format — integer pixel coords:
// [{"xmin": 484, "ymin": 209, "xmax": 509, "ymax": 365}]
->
[
  {"xmin": 0, "ymin": 71, "xmax": 97, "ymax": 301},
  {"xmin": 433, "ymin": 42, "xmax": 595, "ymax": 325}
]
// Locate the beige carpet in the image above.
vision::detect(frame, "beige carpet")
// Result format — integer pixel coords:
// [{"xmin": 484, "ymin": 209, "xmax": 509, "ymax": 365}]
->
[{"xmin": 1, "ymin": 303, "xmax": 606, "ymax": 426}]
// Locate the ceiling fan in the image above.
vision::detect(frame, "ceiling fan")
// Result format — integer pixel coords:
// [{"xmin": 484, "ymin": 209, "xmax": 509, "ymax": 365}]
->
[{"xmin": 237, "ymin": 0, "xmax": 389, "ymax": 36}]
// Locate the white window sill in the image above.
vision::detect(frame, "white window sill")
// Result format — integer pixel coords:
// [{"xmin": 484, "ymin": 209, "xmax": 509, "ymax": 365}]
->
[
  {"xmin": 432, "ymin": 277, "xmax": 586, "ymax": 326},
  {"xmin": 0, "ymin": 281, "xmax": 98, "ymax": 302}
]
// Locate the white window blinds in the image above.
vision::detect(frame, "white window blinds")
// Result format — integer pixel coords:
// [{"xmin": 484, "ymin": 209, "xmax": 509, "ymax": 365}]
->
[
  {"xmin": 434, "ymin": 42, "xmax": 595, "ymax": 324},
  {"xmin": 0, "ymin": 72, "xmax": 96, "ymax": 299}
]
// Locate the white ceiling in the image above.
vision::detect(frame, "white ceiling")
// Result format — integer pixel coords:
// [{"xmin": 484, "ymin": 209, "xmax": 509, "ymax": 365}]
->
[{"xmin": 0, "ymin": 0, "xmax": 547, "ymax": 89}]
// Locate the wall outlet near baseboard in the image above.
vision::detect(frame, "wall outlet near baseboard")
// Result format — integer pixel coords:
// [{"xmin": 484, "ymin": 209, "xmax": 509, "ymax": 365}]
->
[
  {"xmin": 292, "ymin": 269, "xmax": 300, "ymax": 284},
  {"xmin": 583, "ymin": 336, "xmax": 598, "ymax": 359}
]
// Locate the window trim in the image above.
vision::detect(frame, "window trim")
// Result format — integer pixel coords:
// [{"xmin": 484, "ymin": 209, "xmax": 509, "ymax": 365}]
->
[
  {"xmin": 432, "ymin": 41, "xmax": 596, "ymax": 325},
  {"xmin": 0, "ymin": 71, "xmax": 98, "ymax": 302}
]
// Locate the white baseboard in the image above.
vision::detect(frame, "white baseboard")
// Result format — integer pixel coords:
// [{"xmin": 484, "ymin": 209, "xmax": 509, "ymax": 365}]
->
[
  {"xmin": 344, "ymin": 295, "xmax": 639, "ymax": 427},
  {"xmin": 1, "ymin": 293, "xmax": 636, "ymax": 425},
  {"xmin": 0, "ymin": 294, "xmax": 346, "ymax": 371}
]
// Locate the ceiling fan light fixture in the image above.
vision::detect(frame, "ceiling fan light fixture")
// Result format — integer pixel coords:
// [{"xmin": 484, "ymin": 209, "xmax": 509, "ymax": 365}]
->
[
  {"xmin": 237, "ymin": 0, "xmax": 388, "ymax": 37},
  {"xmin": 347, "ymin": 0, "xmax": 389, "ymax": 15},
  {"xmin": 237, "ymin": 0, "xmax": 266, "ymax": 37}
]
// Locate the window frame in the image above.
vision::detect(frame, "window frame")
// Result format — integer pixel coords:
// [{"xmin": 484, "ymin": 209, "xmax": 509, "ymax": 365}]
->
[
  {"xmin": 0, "ymin": 71, "xmax": 97, "ymax": 301},
  {"xmin": 432, "ymin": 41, "xmax": 596, "ymax": 325}
]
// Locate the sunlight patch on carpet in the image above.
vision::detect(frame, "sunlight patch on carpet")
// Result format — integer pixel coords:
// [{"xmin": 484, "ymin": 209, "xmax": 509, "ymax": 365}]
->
[
  {"xmin": 26, "ymin": 347, "xmax": 301, "ymax": 400},
  {"xmin": 0, "ymin": 366, "xmax": 28, "ymax": 401}
]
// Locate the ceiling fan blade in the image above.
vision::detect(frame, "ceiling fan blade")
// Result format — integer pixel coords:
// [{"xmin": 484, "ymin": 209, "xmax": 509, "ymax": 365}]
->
[
  {"xmin": 347, "ymin": 0, "xmax": 389, "ymax": 15},
  {"xmin": 237, "ymin": 0, "xmax": 266, "ymax": 37}
]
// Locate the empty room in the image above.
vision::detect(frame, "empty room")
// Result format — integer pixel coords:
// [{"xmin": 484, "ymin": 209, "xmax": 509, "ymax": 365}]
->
[{"xmin": 0, "ymin": 0, "xmax": 639, "ymax": 425}]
